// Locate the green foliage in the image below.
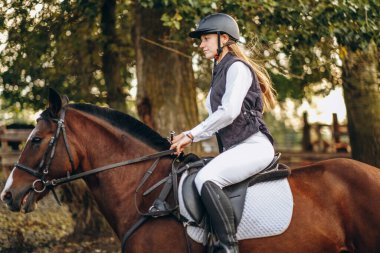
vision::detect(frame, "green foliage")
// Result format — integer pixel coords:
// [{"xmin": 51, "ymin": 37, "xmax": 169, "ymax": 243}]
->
[
  {"xmin": 232, "ymin": 0, "xmax": 378, "ymax": 100},
  {"xmin": 161, "ymin": 12, "xmax": 183, "ymax": 30},
  {"xmin": 1, "ymin": 0, "xmax": 378, "ymax": 113},
  {"xmin": 0, "ymin": 0, "xmax": 134, "ymax": 112},
  {"xmin": 270, "ymin": 72, "xmax": 305, "ymax": 101},
  {"xmin": 156, "ymin": 0, "xmax": 379, "ymax": 101}
]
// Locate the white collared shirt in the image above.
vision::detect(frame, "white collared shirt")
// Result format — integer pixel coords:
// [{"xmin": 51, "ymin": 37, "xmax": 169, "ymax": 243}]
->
[{"xmin": 186, "ymin": 61, "xmax": 253, "ymax": 142}]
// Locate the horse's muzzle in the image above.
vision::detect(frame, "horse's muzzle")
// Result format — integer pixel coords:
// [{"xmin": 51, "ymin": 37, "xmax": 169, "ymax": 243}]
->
[
  {"xmin": 1, "ymin": 190, "xmax": 12, "ymax": 205},
  {"xmin": 1, "ymin": 187, "xmax": 36, "ymax": 213},
  {"xmin": 1, "ymin": 188, "xmax": 20, "ymax": 212}
]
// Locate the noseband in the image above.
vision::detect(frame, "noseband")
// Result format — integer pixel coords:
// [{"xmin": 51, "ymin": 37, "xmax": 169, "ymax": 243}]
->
[{"xmin": 14, "ymin": 107, "xmax": 175, "ymax": 204}]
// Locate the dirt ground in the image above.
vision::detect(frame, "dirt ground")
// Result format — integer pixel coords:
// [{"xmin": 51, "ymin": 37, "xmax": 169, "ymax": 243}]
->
[
  {"xmin": 0, "ymin": 181, "xmax": 120, "ymax": 253},
  {"xmin": 1, "ymin": 235, "xmax": 120, "ymax": 253}
]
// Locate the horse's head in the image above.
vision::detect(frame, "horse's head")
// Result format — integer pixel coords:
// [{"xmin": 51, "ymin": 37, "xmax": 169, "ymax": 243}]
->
[{"xmin": 1, "ymin": 88, "xmax": 78, "ymax": 213}]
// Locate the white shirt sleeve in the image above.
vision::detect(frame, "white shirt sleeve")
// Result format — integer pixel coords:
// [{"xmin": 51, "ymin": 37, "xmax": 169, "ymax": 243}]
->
[{"xmin": 187, "ymin": 61, "xmax": 253, "ymax": 142}]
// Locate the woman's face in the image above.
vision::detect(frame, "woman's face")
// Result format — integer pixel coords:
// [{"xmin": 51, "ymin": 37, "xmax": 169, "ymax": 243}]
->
[{"xmin": 199, "ymin": 33, "xmax": 228, "ymax": 60}]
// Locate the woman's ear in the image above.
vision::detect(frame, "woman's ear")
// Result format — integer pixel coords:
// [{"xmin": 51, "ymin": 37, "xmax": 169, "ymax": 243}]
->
[{"xmin": 221, "ymin": 34, "xmax": 230, "ymax": 45}]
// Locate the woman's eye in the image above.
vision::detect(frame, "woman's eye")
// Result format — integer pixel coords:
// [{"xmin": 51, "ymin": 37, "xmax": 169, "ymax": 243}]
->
[{"xmin": 31, "ymin": 137, "xmax": 42, "ymax": 144}]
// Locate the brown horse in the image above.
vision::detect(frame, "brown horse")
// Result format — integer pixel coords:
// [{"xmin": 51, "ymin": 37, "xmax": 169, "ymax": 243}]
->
[{"xmin": 1, "ymin": 89, "xmax": 380, "ymax": 253}]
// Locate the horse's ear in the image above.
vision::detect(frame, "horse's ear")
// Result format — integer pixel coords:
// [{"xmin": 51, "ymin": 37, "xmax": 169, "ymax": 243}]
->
[{"xmin": 48, "ymin": 88, "xmax": 62, "ymax": 116}]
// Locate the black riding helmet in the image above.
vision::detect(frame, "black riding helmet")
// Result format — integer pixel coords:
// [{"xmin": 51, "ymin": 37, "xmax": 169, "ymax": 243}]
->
[
  {"xmin": 189, "ymin": 13, "xmax": 239, "ymax": 63},
  {"xmin": 189, "ymin": 13, "xmax": 240, "ymax": 42}
]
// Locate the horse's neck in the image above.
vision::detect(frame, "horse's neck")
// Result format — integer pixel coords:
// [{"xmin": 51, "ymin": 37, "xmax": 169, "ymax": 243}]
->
[{"xmin": 67, "ymin": 109, "xmax": 169, "ymax": 238}]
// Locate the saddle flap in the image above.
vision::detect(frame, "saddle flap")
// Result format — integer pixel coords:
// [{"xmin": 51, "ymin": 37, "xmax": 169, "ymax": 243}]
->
[
  {"xmin": 224, "ymin": 179, "xmax": 250, "ymax": 225},
  {"xmin": 182, "ymin": 170, "xmax": 250, "ymax": 226},
  {"xmin": 182, "ymin": 172, "xmax": 205, "ymax": 224}
]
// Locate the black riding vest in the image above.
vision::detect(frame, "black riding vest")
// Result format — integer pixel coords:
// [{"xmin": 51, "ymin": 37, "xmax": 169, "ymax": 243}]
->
[{"xmin": 210, "ymin": 52, "xmax": 274, "ymax": 152}]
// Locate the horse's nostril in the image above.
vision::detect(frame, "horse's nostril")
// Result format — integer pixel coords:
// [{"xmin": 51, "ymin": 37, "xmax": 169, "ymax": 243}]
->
[{"xmin": 1, "ymin": 191, "xmax": 12, "ymax": 204}]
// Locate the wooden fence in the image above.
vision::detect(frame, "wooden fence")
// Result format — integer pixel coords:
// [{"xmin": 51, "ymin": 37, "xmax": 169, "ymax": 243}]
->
[
  {"xmin": 302, "ymin": 112, "xmax": 350, "ymax": 153},
  {"xmin": 0, "ymin": 127, "xmax": 32, "ymax": 176}
]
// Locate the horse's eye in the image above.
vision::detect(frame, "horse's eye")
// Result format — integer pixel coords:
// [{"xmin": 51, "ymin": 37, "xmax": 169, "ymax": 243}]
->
[{"xmin": 31, "ymin": 137, "xmax": 42, "ymax": 144}]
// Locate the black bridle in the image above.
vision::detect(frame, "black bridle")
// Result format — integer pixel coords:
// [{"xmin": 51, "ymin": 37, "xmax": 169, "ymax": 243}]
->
[{"xmin": 14, "ymin": 107, "xmax": 175, "ymax": 204}]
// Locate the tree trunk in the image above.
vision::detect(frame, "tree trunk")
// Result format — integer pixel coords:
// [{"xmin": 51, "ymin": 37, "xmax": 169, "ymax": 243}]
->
[
  {"xmin": 342, "ymin": 41, "xmax": 380, "ymax": 168},
  {"xmin": 57, "ymin": 0, "xmax": 124, "ymax": 236},
  {"xmin": 134, "ymin": 4, "xmax": 200, "ymax": 152},
  {"xmin": 101, "ymin": 0, "xmax": 126, "ymax": 112}
]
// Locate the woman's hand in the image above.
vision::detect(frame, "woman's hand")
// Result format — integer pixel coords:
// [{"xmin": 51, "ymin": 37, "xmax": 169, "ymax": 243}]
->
[{"xmin": 170, "ymin": 133, "xmax": 193, "ymax": 155}]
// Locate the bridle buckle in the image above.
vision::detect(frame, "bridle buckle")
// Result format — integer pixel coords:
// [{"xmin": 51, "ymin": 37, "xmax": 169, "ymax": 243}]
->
[{"xmin": 32, "ymin": 179, "xmax": 46, "ymax": 193}]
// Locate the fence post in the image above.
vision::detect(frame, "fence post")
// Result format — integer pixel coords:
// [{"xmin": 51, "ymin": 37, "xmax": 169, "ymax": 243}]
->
[
  {"xmin": 302, "ymin": 112, "xmax": 312, "ymax": 151},
  {"xmin": 0, "ymin": 127, "xmax": 33, "ymax": 177},
  {"xmin": 332, "ymin": 113, "xmax": 340, "ymax": 144}
]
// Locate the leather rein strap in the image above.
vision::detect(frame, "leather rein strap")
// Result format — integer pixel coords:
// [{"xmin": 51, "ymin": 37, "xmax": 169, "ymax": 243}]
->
[
  {"xmin": 45, "ymin": 149, "xmax": 175, "ymax": 187},
  {"xmin": 15, "ymin": 107, "xmax": 175, "ymax": 192}
]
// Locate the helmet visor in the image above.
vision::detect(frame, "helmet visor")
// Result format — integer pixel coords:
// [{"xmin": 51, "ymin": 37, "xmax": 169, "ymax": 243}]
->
[{"xmin": 189, "ymin": 28, "xmax": 219, "ymax": 39}]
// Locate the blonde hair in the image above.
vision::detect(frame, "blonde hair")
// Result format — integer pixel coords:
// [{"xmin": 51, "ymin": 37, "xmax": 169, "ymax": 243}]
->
[{"xmin": 227, "ymin": 43, "xmax": 277, "ymax": 111}]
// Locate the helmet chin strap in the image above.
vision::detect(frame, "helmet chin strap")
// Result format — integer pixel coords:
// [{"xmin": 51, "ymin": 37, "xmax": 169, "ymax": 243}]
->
[
  {"xmin": 213, "ymin": 32, "xmax": 236, "ymax": 68},
  {"xmin": 214, "ymin": 32, "xmax": 223, "ymax": 67}
]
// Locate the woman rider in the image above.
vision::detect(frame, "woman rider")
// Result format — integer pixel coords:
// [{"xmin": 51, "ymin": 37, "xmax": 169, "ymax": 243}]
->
[{"xmin": 171, "ymin": 13, "xmax": 277, "ymax": 253}]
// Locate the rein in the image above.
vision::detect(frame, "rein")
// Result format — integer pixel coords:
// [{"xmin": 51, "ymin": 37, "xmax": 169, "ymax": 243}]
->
[
  {"xmin": 44, "ymin": 149, "xmax": 174, "ymax": 188},
  {"xmin": 14, "ymin": 107, "xmax": 175, "ymax": 200}
]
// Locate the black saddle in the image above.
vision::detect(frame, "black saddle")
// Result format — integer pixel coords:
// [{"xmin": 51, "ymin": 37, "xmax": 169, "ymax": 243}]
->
[{"xmin": 181, "ymin": 153, "xmax": 290, "ymax": 226}]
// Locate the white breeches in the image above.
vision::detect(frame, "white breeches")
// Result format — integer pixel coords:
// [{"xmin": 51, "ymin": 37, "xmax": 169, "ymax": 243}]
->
[{"xmin": 194, "ymin": 131, "xmax": 275, "ymax": 193}]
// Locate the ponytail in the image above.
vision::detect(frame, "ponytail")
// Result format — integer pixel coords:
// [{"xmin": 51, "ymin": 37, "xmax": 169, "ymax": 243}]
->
[{"xmin": 228, "ymin": 43, "xmax": 277, "ymax": 111}]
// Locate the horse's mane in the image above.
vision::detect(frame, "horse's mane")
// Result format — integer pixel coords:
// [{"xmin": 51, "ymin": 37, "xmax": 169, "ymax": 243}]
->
[{"xmin": 42, "ymin": 103, "xmax": 170, "ymax": 150}]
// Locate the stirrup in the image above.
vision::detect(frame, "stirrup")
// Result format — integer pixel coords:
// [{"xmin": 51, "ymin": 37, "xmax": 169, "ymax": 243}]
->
[
  {"xmin": 214, "ymin": 240, "xmax": 239, "ymax": 253},
  {"xmin": 148, "ymin": 199, "xmax": 171, "ymax": 218}
]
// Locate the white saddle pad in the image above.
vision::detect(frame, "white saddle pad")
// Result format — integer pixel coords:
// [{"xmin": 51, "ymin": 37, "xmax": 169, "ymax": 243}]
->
[{"xmin": 178, "ymin": 171, "xmax": 294, "ymax": 244}]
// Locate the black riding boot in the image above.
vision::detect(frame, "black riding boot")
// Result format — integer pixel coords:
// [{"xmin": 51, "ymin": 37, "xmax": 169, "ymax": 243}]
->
[{"xmin": 201, "ymin": 181, "xmax": 239, "ymax": 253}]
